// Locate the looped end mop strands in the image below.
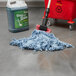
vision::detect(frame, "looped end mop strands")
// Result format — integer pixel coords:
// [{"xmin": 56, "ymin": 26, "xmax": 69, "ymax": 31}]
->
[{"xmin": 10, "ymin": 30, "xmax": 73, "ymax": 52}]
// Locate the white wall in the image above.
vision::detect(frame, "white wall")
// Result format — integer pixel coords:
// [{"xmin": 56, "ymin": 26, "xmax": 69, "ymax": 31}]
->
[
  {"xmin": 0, "ymin": 0, "xmax": 44, "ymax": 2},
  {"xmin": 0, "ymin": 0, "xmax": 7, "ymax": 2},
  {"xmin": 0, "ymin": 0, "xmax": 44, "ymax": 7}
]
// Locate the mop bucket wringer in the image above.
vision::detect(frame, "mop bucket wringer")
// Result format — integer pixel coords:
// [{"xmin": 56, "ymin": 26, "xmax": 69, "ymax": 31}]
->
[{"xmin": 44, "ymin": 0, "xmax": 76, "ymax": 30}]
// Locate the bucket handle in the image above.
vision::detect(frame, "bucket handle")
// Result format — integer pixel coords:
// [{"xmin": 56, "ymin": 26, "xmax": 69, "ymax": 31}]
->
[{"xmin": 7, "ymin": 0, "xmax": 16, "ymax": 5}]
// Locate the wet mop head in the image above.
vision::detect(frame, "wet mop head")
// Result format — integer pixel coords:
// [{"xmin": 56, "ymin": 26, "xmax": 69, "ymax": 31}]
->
[{"xmin": 10, "ymin": 30, "xmax": 73, "ymax": 52}]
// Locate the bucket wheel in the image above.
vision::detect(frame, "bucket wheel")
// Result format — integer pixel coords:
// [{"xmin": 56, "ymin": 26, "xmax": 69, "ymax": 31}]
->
[
  {"xmin": 47, "ymin": 18, "xmax": 57, "ymax": 26},
  {"xmin": 69, "ymin": 24, "xmax": 74, "ymax": 31},
  {"xmin": 68, "ymin": 21, "xmax": 75, "ymax": 31}
]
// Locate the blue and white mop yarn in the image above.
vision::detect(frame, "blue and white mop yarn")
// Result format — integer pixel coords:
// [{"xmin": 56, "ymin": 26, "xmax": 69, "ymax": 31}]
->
[{"xmin": 10, "ymin": 30, "xmax": 73, "ymax": 51}]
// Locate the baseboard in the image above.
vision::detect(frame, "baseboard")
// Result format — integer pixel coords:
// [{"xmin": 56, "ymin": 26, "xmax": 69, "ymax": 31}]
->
[{"xmin": 0, "ymin": 1, "xmax": 45, "ymax": 7}]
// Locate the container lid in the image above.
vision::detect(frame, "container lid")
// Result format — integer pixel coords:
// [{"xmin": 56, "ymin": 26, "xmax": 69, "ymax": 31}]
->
[{"xmin": 7, "ymin": 0, "xmax": 27, "ymax": 8}]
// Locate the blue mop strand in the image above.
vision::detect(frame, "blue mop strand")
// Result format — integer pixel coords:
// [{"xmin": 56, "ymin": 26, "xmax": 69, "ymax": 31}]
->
[{"xmin": 10, "ymin": 30, "xmax": 73, "ymax": 51}]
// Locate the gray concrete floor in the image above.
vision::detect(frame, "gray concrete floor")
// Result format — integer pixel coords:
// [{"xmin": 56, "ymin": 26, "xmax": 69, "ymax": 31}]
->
[{"xmin": 0, "ymin": 7, "xmax": 76, "ymax": 76}]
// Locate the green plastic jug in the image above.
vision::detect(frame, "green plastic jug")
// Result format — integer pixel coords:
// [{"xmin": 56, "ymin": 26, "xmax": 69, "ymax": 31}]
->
[{"xmin": 7, "ymin": 0, "xmax": 29, "ymax": 33}]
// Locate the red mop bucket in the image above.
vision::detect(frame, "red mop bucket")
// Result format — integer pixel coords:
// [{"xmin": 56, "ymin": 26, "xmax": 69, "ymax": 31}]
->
[{"xmin": 44, "ymin": 0, "xmax": 76, "ymax": 30}]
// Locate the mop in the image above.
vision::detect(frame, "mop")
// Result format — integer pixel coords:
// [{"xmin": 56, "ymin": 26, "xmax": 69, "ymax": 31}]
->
[
  {"xmin": 10, "ymin": 30, "xmax": 73, "ymax": 51},
  {"xmin": 36, "ymin": 0, "xmax": 52, "ymax": 33},
  {"xmin": 10, "ymin": 0, "xmax": 73, "ymax": 51}
]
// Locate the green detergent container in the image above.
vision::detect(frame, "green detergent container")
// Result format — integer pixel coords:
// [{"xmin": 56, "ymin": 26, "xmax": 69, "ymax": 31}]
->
[{"xmin": 6, "ymin": 0, "xmax": 29, "ymax": 33}]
